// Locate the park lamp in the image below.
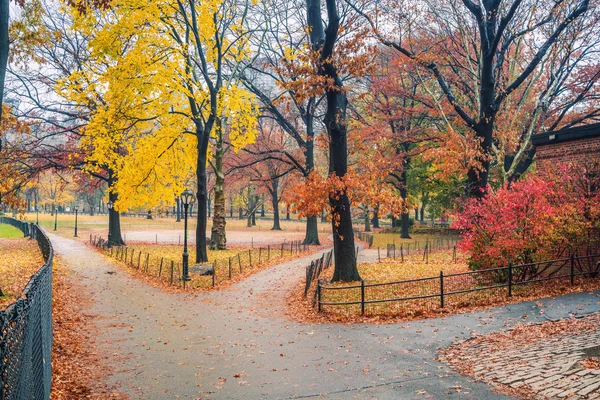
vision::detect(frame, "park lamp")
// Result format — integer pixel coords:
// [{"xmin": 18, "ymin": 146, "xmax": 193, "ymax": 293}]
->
[
  {"xmin": 180, "ymin": 190, "xmax": 195, "ymax": 207},
  {"xmin": 180, "ymin": 189, "xmax": 195, "ymax": 282},
  {"xmin": 74, "ymin": 206, "xmax": 79, "ymax": 237}
]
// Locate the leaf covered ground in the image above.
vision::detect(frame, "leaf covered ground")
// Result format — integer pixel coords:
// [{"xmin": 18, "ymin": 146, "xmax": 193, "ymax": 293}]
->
[{"xmin": 0, "ymin": 228, "xmax": 44, "ymax": 308}]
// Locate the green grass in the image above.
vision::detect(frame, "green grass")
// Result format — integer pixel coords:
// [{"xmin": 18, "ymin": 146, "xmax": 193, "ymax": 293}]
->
[{"xmin": 0, "ymin": 224, "xmax": 24, "ymax": 239}]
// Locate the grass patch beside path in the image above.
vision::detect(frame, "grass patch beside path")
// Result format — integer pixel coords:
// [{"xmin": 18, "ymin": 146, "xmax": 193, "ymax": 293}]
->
[
  {"xmin": 0, "ymin": 224, "xmax": 25, "ymax": 239},
  {"xmin": 367, "ymin": 232, "xmax": 459, "ymax": 249},
  {"xmin": 101, "ymin": 242, "xmax": 318, "ymax": 290},
  {"xmin": 0, "ymin": 237, "xmax": 44, "ymax": 308}
]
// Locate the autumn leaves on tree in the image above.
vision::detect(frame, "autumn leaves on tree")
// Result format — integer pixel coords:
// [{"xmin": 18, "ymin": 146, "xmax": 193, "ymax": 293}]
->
[{"xmin": 3, "ymin": 0, "xmax": 600, "ymax": 282}]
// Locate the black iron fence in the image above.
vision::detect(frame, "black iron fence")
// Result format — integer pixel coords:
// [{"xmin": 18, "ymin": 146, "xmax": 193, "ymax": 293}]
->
[
  {"xmin": 0, "ymin": 217, "xmax": 54, "ymax": 400},
  {"xmin": 304, "ymin": 250, "xmax": 334, "ymax": 298},
  {"xmin": 89, "ymin": 234, "xmax": 311, "ymax": 289},
  {"xmin": 316, "ymin": 253, "xmax": 600, "ymax": 316}
]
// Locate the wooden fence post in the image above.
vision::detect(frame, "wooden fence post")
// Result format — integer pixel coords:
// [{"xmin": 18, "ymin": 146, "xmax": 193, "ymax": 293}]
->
[
  {"xmin": 249, "ymin": 249, "xmax": 252, "ymax": 267},
  {"xmin": 229, "ymin": 257, "xmax": 232, "ymax": 279},
  {"xmin": 137, "ymin": 251, "xmax": 142, "ymax": 268},
  {"xmin": 238, "ymin": 253, "xmax": 242, "ymax": 271},
  {"xmin": 268, "ymin": 245, "xmax": 270, "ymax": 260},
  {"xmin": 400, "ymin": 245, "xmax": 404, "ymax": 263},
  {"xmin": 159, "ymin": 257, "xmax": 163, "ymax": 277}
]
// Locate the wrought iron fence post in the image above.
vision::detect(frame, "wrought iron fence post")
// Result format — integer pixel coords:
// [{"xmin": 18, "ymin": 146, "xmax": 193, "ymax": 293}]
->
[
  {"xmin": 317, "ymin": 282, "xmax": 322, "ymax": 313},
  {"xmin": 440, "ymin": 270, "xmax": 444, "ymax": 308},
  {"xmin": 361, "ymin": 280, "xmax": 365, "ymax": 315},
  {"xmin": 508, "ymin": 264, "xmax": 513, "ymax": 297},
  {"xmin": 571, "ymin": 254, "xmax": 575, "ymax": 285}
]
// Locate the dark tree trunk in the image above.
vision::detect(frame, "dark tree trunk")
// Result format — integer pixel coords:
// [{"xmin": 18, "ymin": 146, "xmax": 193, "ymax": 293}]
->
[
  {"xmin": 286, "ymin": 204, "xmax": 290, "ymax": 220},
  {"xmin": 321, "ymin": 210, "xmax": 326, "ymax": 223},
  {"xmin": 371, "ymin": 206, "xmax": 379, "ymax": 229},
  {"xmin": 271, "ymin": 189, "xmax": 281, "ymax": 230},
  {"xmin": 251, "ymin": 211, "xmax": 256, "ymax": 226},
  {"xmin": 238, "ymin": 207, "xmax": 243, "ymax": 219},
  {"xmin": 207, "ymin": 196, "xmax": 211, "ymax": 218},
  {"xmin": 195, "ymin": 129, "xmax": 209, "ymax": 263},
  {"xmin": 303, "ymin": 125, "xmax": 320, "ymax": 245},
  {"xmin": 176, "ymin": 197, "xmax": 181, "ymax": 222},
  {"xmin": 420, "ymin": 207, "xmax": 425, "ymax": 222},
  {"xmin": 414, "ymin": 207, "xmax": 418, "ymax": 220},
  {"xmin": 399, "ymin": 168, "xmax": 411, "ymax": 239},
  {"xmin": 107, "ymin": 175, "xmax": 125, "ymax": 246},
  {"xmin": 364, "ymin": 210, "xmax": 371, "ymax": 232},
  {"xmin": 260, "ymin": 203, "xmax": 265, "ymax": 217},
  {"xmin": 230, "ymin": 202, "xmax": 233, "ymax": 218}
]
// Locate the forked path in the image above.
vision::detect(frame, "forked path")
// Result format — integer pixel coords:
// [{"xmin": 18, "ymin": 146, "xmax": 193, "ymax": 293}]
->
[{"xmin": 48, "ymin": 232, "xmax": 600, "ymax": 399}]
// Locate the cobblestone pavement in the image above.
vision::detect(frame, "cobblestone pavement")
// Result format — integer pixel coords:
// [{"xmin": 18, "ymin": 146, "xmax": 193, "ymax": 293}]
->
[{"xmin": 440, "ymin": 316, "xmax": 600, "ymax": 399}]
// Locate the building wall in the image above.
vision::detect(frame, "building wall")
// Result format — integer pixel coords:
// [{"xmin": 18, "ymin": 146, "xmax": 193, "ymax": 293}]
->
[{"xmin": 535, "ymin": 136, "xmax": 600, "ymax": 173}]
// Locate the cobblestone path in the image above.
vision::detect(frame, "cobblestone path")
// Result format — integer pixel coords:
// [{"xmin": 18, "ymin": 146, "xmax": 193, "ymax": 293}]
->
[{"xmin": 440, "ymin": 315, "xmax": 600, "ymax": 399}]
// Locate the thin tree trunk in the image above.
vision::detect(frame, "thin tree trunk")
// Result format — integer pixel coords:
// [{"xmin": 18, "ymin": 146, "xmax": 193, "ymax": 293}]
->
[
  {"xmin": 210, "ymin": 171, "xmax": 226, "ymax": 250},
  {"xmin": 176, "ymin": 197, "xmax": 181, "ymax": 222},
  {"xmin": 364, "ymin": 209, "xmax": 371, "ymax": 232},
  {"xmin": 270, "ymin": 184, "xmax": 281, "ymax": 231}
]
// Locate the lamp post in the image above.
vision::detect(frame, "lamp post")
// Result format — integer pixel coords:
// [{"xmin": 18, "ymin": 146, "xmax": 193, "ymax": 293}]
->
[
  {"xmin": 107, "ymin": 201, "xmax": 113, "ymax": 247},
  {"xmin": 74, "ymin": 206, "xmax": 79, "ymax": 237},
  {"xmin": 180, "ymin": 189, "xmax": 195, "ymax": 281},
  {"xmin": 54, "ymin": 206, "xmax": 58, "ymax": 231}
]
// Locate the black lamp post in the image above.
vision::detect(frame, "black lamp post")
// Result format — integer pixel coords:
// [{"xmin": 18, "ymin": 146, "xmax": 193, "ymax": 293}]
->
[
  {"xmin": 107, "ymin": 201, "xmax": 113, "ymax": 247},
  {"xmin": 74, "ymin": 206, "xmax": 79, "ymax": 237},
  {"xmin": 36, "ymin": 206, "xmax": 39, "ymax": 224},
  {"xmin": 180, "ymin": 189, "xmax": 195, "ymax": 281},
  {"xmin": 54, "ymin": 206, "xmax": 57, "ymax": 231}
]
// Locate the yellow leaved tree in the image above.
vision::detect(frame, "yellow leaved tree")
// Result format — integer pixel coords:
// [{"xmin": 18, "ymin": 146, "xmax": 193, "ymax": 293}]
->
[{"xmin": 63, "ymin": 0, "xmax": 260, "ymax": 261}]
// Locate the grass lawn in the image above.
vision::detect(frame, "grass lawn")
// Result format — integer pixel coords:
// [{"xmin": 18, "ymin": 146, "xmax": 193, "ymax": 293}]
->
[
  {"xmin": 367, "ymin": 232, "xmax": 459, "ymax": 249},
  {"xmin": 0, "ymin": 224, "xmax": 25, "ymax": 239},
  {"xmin": 0, "ymin": 237, "xmax": 44, "ymax": 308},
  {"xmin": 103, "ymin": 241, "xmax": 312, "ymax": 290}
]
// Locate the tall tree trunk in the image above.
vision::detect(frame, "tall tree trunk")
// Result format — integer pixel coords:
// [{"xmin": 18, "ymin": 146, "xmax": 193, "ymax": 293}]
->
[
  {"xmin": 238, "ymin": 207, "xmax": 243, "ymax": 219},
  {"xmin": 210, "ymin": 171, "xmax": 226, "ymax": 250},
  {"xmin": 303, "ymin": 125, "xmax": 320, "ymax": 245},
  {"xmin": 195, "ymin": 129, "xmax": 209, "ymax": 263},
  {"xmin": 210, "ymin": 128, "xmax": 227, "ymax": 250},
  {"xmin": 399, "ymin": 169, "xmax": 410, "ymax": 239},
  {"xmin": 260, "ymin": 202, "xmax": 265, "ymax": 217},
  {"xmin": 251, "ymin": 210, "xmax": 256, "ymax": 226},
  {"xmin": 414, "ymin": 207, "xmax": 418, "ymax": 220},
  {"xmin": 364, "ymin": 209, "xmax": 371, "ymax": 232},
  {"xmin": 270, "ymin": 183, "xmax": 281, "ymax": 231},
  {"xmin": 107, "ymin": 175, "xmax": 125, "ymax": 246},
  {"xmin": 372, "ymin": 205, "xmax": 379, "ymax": 229},
  {"xmin": 286, "ymin": 204, "xmax": 290, "ymax": 220}
]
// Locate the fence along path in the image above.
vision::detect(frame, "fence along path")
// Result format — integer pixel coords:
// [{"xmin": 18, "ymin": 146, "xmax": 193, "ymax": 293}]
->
[
  {"xmin": 0, "ymin": 217, "xmax": 54, "ymax": 400},
  {"xmin": 314, "ymin": 251, "xmax": 600, "ymax": 317},
  {"xmin": 89, "ymin": 234, "xmax": 311, "ymax": 289}
]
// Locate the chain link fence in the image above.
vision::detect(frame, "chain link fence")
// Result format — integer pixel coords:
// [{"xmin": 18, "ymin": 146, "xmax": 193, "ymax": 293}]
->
[{"xmin": 0, "ymin": 217, "xmax": 53, "ymax": 400}]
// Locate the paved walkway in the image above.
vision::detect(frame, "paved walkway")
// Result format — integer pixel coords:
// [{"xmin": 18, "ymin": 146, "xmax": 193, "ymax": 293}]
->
[{"xmin": 47, "ymin": 232, "xmax": 600, "ymax": 399}]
